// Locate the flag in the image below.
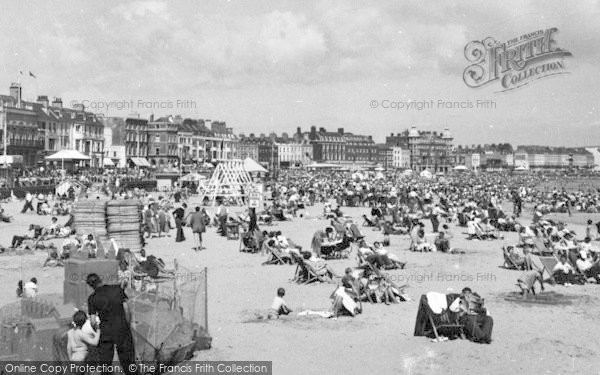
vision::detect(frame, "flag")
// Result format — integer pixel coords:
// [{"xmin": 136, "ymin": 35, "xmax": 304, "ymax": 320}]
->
[
  {"xmin": 29, "ymin": 71, "xmax": 36, "ymax": 78},
  {"xmin": 19, "ymin": 70, "xmax": 23, "ymax": 75}
]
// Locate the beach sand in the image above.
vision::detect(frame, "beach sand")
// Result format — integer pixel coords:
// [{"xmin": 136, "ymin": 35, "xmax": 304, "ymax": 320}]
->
[{"xmin": 0, "ymin": 199, "xmax": 599, "ymax": 374}]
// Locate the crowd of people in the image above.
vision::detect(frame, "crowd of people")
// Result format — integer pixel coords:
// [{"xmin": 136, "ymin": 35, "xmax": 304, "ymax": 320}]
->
[{"xmin": 8, "ymin": 166, "xmax": 600, "ymax": 362}]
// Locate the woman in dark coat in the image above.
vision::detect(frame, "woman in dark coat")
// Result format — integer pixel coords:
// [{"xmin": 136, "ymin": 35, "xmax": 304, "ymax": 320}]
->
[
  {"xmin": 189, "ymin": 206, "xmax": 206, "ymax": 251},
  {"xmin": 173, "ymin": 203, "xmax": 187, "ymax": 242}
]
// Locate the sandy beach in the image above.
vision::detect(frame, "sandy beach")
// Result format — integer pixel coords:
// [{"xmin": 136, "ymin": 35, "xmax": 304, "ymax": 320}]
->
[{"xmin": 1, "ymin": 198, "xmax": 599, "ymax": 375}]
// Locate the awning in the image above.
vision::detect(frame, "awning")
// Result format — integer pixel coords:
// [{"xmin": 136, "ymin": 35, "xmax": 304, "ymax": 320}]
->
[
  {"xmin": 45, "ymin": 149, "xmax": 91, "ymax": 161},
  {"xmin": 130, "ymin": 157, "xmax": 151, "ymax": 167},
  {"xmin": 103, "ymin": 158, "xmax": 115, "ymax": 167}
]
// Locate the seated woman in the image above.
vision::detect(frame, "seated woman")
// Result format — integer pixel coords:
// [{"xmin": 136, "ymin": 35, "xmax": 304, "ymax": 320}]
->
[
  {"xmin": 302, "ymin": 251, "xmax": 340, "ymax": 279},
  {"xmin": 449, "ymin": 287, "xmax": 493, "ymax": 344},
  {"xmin": 434, "ymin": 232, "xmax": 451, "ymax": 253},
  {"xmin": 575, "ymin": 251, "xmax": 600, "ymax": 283},
  {"xmin": 262, "ymin": 239, "xmax": 293, "ymax": 264},
  {"xmin": 415, "ymin": 229, "xmax": 433, "ymax": 252},
  {"xmin": 311, "ymin": 227, "xmax": 337, "ymax": 258},
  {"xmin": 67, "ymin": 310, "xmax": 100, "ymax": 361},
  {"xmin": 360, "ymin": 271, "xmax": 400, "ymax": 305},
  {"xmin": 329, "ymin": 283, "xmax": 361, "ymax": 317},
  {"xmin": 553, "ymin": 231, "xmax": 579, "ymax": 255},
  {"xmin": 367, "ymin": 242, "xmax": 405, "ymax": 270},
  {"xmin": 552, "ymin": 254, "xmax": 584, "ymax": 285}
]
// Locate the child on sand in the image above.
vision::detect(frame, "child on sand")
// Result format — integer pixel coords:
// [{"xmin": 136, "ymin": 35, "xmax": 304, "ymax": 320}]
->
[{"xmin": 268, "ymin": 288, "xmax": 292, "ymax": 319}]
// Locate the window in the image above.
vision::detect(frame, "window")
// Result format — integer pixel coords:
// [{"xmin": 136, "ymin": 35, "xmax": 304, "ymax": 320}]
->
[{"xmin": 156, "ymin": 148, "xmax": 160, "ymax": 155}]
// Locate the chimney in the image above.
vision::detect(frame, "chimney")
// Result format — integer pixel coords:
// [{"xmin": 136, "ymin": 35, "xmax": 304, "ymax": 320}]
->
[
  {"xmin": 37, "ymin": 95, "xmax": 49, "ymax": 107},
  {"xmin": 149, "ymin": 114, "xmax": 154, "ymax": 122},
  {"xmin": 337, "ymin": 128, "xmax": 344, "ymax": 135},
  {"xmin": 319, "ymin": 127, "xmax": 325, "ymax": 133},
  {"xmin": 249, "ymin": 133, "xmax": 255, "ymax": 138},
  {"xmin": 297, "ymin": 127, "xmax": 302, "ymax": 136},
  {"xmin": 73, "ymin": 103, "xmax": 85, "ymax": 111},
  {"xmin": 282, "ymin": 132, "xmax": 289, "ymax": 140},
  {"xmin": 52, "ymin": 97, "xmax": 63, "ymax": 109},
  {"xmin": 310, "ymin": 126, "xmax": 316, "ymax": 137},
  {"xmin": 9, "ymin": 83, "xmax": 22, "ymax": 104}
]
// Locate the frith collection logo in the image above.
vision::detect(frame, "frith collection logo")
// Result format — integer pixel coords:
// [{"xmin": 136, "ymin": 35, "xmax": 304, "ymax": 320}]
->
[{"xmin": 463, "ymin": 28, "xmax": 572, "ymax": 92}]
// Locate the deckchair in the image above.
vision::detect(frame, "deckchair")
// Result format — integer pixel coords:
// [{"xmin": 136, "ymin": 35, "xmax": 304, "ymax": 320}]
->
[
  {"xmin": 239, "ymin": 230, "xmax": 260, "ymax": 253},
  {"xmin": 533, "ymin": 238, "xmax": 554, "ymax": 256},
  {"xmin": 537, "ymin": 255, "xmax": 559, "ymax": 283},
  {"xmin": 502, "ymin": 246, "xmax": 522, "ymax": 270},
  {"xmin": 290, "ymin": 252, "xmax": 305, "ymax": 283},
  {"xmin": 330, "ymin": 220, "xmax": 346, "ymax": 234},
  {"xmin": 347, "ymin": 223, "xmax": 365, "ymax": 240},
  {"xmin": 302, "ymin": 260, "xmax": 331, "ymax": 284},
  {"xmin": 290, "ymin": 253, "xmax": 329, "ymax": 284},
  {"xmin": 414, "ymin": 294, "xmax": 464, "ymax": 340},
  {"xmin": 262, "ymin": 246, "xmax": 291, "ymax": 265}
]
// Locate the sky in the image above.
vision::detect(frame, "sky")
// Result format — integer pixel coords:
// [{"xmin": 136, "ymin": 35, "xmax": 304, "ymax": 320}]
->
[{"xmin": 0, "ymin": 0, "xmax": 598, "ymax": 146}]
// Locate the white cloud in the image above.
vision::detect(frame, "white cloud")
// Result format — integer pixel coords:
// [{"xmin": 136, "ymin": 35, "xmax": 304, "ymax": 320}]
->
[{"xmin": 113, "ymin": 1, "xmax": 169, "ymax": 21}]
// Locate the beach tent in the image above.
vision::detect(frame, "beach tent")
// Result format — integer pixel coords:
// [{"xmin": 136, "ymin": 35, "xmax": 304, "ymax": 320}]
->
[
  {"xmin": 419, "ymin": 170, "xmax": 433, "ymax": 179},
  {"xmin": 403, "ymin": 169, "xmax": 413, "ymax": 176},
  {"xmin": 514, "ymin": 165, "xmax": 527, "ymax": 171},
  {"xmin": 374, "ymin": 167, "xmax": 385, "ymax": 171},
  {"xmin": 200, "ymin": 159, "xmax": 253, "ymax": 206},
  {"xmin": 453, "ymin": 165, "xmax": 468, "ymax": 171},
  {"xmin": 243, "ymin": 157, "xmax": 268, "ymax": 173}
]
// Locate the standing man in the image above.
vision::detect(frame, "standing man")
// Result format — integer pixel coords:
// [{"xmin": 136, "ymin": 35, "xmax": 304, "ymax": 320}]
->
[
  {"xmin": 86, "ymin": 273, "xmax": 136, "ymax": 375},
  {"xmin": 216, "ymin": 200, "xmax": 228, "ymax": 237},
  {"xmin": 21, "ymin": 191, "xmax": 35, "ymax": 214},
  {"xmin": 430, "ymin": 204, "xmax": 443, "ymax": 233},
  {"xmin": 173, "ymin": 203, "xmax": 187, "ymax": 243},
  {"xmin": 189, "ymin": 206, "xmax": 205, "ymax": 251}
]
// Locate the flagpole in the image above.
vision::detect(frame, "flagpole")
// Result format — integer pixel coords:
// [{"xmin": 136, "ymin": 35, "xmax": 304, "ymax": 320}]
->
[{"xmin": 2, "ymin": 104, "xmax": 7, "ymax": 168}]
